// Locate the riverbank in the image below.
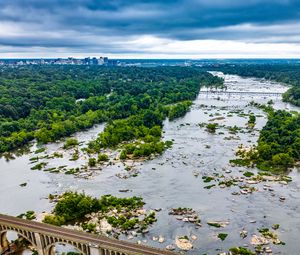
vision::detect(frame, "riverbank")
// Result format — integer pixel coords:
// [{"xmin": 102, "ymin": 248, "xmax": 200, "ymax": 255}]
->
[{"xmin": 1, "ymin": 73, "xmax": 299, "ymax": 255}]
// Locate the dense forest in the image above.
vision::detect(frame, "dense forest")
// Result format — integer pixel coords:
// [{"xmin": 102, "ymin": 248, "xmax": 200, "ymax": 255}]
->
[
  {"xmin": 256, "ymin": 109, "xmax": 300, "ymax": 171},
  {"xmin": 233, "ymin": 106, "xmax": 300, "ymax": 172},
  {"xmin": 0, "ymin": 65, "xmax": 223, "ymax": 153},
  {"xmin": 210, "ymin": 64, "xmax": 300, "ymax": 106}
]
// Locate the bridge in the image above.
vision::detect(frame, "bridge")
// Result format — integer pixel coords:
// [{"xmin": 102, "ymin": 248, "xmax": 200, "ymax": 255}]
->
[
  {"xmin": 199, "ymin": 90, "xmax": 283, "ymax": 97},
  {"xmin": 0, "ymin": 214, "xmax": 178, "ymax": 255}
]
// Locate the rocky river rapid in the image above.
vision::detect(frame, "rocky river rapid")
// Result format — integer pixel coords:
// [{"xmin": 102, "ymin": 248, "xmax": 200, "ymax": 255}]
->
[{"xmin": 1, "ymin": 72, "xmax": 300, "ymax": 255}]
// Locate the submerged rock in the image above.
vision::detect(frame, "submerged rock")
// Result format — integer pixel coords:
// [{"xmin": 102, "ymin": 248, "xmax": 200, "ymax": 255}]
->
[
  {"xmin": 191, "ymin": 234, "xmax": 197, "ymax": 240},
  {"xmin": 240, "ymin": 230, "xmax": 248, "ymax": 239},
  {"xmin": 279, "ymin": 196, "xmax": 286, "ymax": 202},
  {"xmin": 166, "ymin": 244, "xmax": 175, "ymax": 251}
]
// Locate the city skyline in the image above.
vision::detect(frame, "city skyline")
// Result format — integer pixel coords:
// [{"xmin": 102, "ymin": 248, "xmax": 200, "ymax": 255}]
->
[{"xmin": 1, "ymin": 0, "xmax": 300, "ymax": 58}]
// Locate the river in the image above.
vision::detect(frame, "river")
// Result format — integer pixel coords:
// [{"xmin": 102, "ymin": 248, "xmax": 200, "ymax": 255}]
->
[{"xmin": 1, "ymin": 72, "xmax": 299, "ymax": 255}]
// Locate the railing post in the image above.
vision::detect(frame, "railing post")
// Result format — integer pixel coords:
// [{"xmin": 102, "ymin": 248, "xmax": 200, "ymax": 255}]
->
[
  {"xmin": 34, "ymin": 233, "xmax": 46, "ymax": 255},
  {"xmin": 90, "ymin": 246, "xmax": 101, "ymax": 255}
]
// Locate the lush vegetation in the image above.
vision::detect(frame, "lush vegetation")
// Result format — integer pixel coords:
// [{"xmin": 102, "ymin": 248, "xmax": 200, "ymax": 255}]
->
[
  {"xmin": 43, "ymin": 192, "xmax": 156, "ymax": 232},
  {"xmin": 167, "ymin": 101, "xmax": 193, "ymax": 120},
  {"xmin": 282, "ymin": 87, "xmax": 300, "ymax": 106},
  {"xmin": 247, "ymin": 114, "xmax": 256, "ymax": 128},
  {"xmin": 229, "ymin": 247, "xmax": 255, "ymax": 255},
  {"xmin": 63, "ymin": 138, "xmax": 79, "ymax": 149},
  {"xmin": 88, "ymin": 111, "xmax": 164, "ymax": 150},
  {"xmin": 233, "ymin": 109, "xmax": 300, "ymax": 172},
  {"xmin": 0, "ymin": 65, "xmax": 223, "ymax": 153},
  {"xmin": 256, "ymin": 110, "xmax": 299, "ymax": 171},
  {"xmin": 44, "ymin": 192, "xmax": 145, "ymax": 225},
  {"xmin": 206, "ymin": 123, "xmax": 218, "ymax": 133},
  {"xmin": 87, "ymin": 112, "xmax": 172, "ymax": 159},
  {"xmin": 17, "ymin": 211, "xmax": 36, "ymax": 220}
]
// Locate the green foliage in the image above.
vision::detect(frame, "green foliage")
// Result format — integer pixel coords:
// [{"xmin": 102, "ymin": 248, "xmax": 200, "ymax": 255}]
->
[
  {"xmin": 243, "ymin": 171, "xmax": 254, "ymax": 177},
  {"xmin": 271, "ymin": 153, "xmax": 294, "ymax": 169},
  {"xmin": 34, "ymin": 147, "xmax": 46, "ymax": 154},
  {"xmin": 283, "ymin": 87, "xmax": 300, "ymax": 106},
  {"xmin": 82, "ymin": 223, "xmax": 96, "ymax": 232},
  {"xmin": 0, "ymin": 66, "xmax": 222, "ymax": 153},
  {"xmin": 202, "ymin": 176, "xmax": 215, "ymax": 183},
  {"xmin": 88, "ymin": 115, "xmax": 171, "ymax": 158},
  {"xmin": 256, "ymin": 110, "xmax": 300, "ymax": 171},
  {"xmin": 43, "ymin": 192, "xmax": 146, "ymax": 227},
  {"xmin": 164, "ymin": 140, "xmax": 173, "ymax": 148},
  {"xmin": 24, "ymin": 211, "xmax": 36, "ymax": 220},
  {"xmin": 30, "ymin": 162, "xmax": 47, "ymax": 170},
  {"xmin": 248, "ymin": 114, "xmax": 256, "ymax": 127},
  {"xmin": 167, "ymin": 101, "xmax": 193, "ymax": 120},
  {"xmin": 17, "ymin": 211, "xmax": 36, "ymax": 220},
  {"xmin": 258, "ymin": 228, "xmax": 278, "ymax": 240},
  {"xmin": 107, "ymin": 216, "xmax": 139, "ymax": 230},
  {"xmin": 43, "ymin": 215, "xmax": 66, "ymax": 226},
  {"xmin": 89, "ymin": 113, "xmax": 164, "ymax": 151},
  {"xmin": 229, "ymin": 247, "xmax": 255, "ymax": 255},
  {"xmin": 206, "ymin": 123, "xmax": 218, "ymax": 133},
  {"xmin": 70, "ymin": 149, "xmax": 79, "ymax": 161},
  {"xmin": 144, "ymin": 212, "xmax": 157, "ymax": 225},
  {"xmin": 232, "ymin": 109, "xmax": 300, "ymax": 172},
  {"xmin": 53, "ymin": 192, "xmax": 100, "ymax": 222},
  {"xmin": 217, "ymin": 233, "xmax": 228, "ymax": 241},
  {"xmin": 98, "ymin": 153, "xmax": 109, "ymax": 162},
  {"xmin": 88, "ymin": 157, "xmax": 97, "ymax": 167},
  {"xmin": 119, "ymin": 150, "xmax": 127, "ymax": 160},
  {"xmin": 229, "ymin": 125, "xmax": 241, "ymax": 134},
  {"xmin": 63, "ymin": 138, "xmax": 79, "ymax": 149},
  {"xmin": 207, "ymin": 222, "xmax": 221, "ymax": 228}
]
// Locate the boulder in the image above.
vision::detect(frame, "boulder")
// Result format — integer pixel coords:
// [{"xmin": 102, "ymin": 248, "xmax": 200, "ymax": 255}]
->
[{"xmin": 175, "ymin": 237, "xmax": 193, "ymax": 251}]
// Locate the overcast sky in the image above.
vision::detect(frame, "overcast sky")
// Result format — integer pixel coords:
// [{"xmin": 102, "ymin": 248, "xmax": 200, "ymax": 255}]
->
[{"xmin": 1, "ymin": 0, "xmax": 300, "ymax": 58}]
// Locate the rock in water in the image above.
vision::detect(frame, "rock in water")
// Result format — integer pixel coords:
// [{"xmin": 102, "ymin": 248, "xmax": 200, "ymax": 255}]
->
[
  {"xmin": 166, "ymin": 245, "xmax": 175, "ymax": 251},
  {"xmin": 240, "ymin": 230, "xmax": 248, "ymax": 239},
  {"xmin": 99, "ymin": 219, "xmax": 112, "ymax": 233},
  {"xmin": 251, "ymin": 235, "xmax": 269, "ymax": 245},
  {"xmin": 175, "ymin": 237, "xmax": 193, "ymax": 251},
  {"xmin": 158, "ymin": 235, "xmax": 165, "ymax": 243}
]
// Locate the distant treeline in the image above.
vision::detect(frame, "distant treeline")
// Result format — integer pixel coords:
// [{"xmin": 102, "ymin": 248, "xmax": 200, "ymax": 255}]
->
[{"xmin": 208, "ymin": 64, "xmax": 300, "ymax": 106}]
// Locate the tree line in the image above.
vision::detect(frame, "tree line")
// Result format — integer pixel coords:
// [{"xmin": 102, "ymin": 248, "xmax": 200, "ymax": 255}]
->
[
  {"xmin": 208, "ymin": 64, "xmax": 300, "ymax": 106},
  {"xmin": 0, "ymin": 65, "xmax": 223, "ymax": 153}
]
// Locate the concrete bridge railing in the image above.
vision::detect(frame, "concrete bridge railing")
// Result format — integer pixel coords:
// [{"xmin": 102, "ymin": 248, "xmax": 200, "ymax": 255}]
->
[{"xmin": 0, "ymin": 214, "xmax": 178, "ymax": 255}]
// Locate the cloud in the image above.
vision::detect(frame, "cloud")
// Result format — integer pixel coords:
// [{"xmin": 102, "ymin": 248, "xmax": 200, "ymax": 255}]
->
[{"xmin": 0, "ymin": 0, "xmax": 299, "ymax": 57}]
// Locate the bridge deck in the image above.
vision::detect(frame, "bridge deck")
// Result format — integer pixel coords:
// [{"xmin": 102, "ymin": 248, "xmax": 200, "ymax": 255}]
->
[{"xmin": 0, "ymin": 214, "xmax": 178, "ymax": 255}]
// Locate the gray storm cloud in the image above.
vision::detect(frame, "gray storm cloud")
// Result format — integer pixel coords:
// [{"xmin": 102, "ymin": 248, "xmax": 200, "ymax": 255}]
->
[{"xmin": 0, "ymin": 0, "xmax": 299, "ymax": 57}]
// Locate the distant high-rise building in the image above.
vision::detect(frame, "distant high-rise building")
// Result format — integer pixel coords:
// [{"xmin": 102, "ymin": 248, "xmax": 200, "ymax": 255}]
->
[
  {"xmin": 92, "ymin": 57, "xmax": 98, "ymax": 65},
  {"xmin": 84, "ymin": 57, "xmax": 90, "ymax": 65},
  {"xmin": 98, "ymin": 57, "xmax": 104, "ymax": 65}
]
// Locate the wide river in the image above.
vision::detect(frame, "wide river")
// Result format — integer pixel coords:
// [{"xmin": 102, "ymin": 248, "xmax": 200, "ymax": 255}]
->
[{"xmin": 1, "ymin": 72, "xmax": 299, "ymax": 255}]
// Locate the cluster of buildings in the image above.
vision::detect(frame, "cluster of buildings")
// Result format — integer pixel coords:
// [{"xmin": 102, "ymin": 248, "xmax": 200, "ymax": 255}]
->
[{"xmin": 0, "ymin": 57, "xmax": 119, "ymax": 66}]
